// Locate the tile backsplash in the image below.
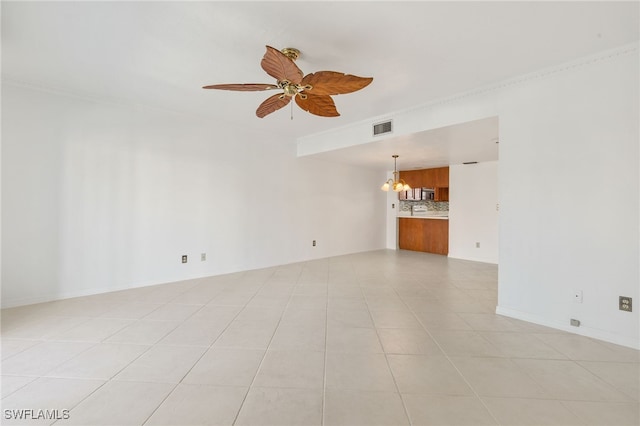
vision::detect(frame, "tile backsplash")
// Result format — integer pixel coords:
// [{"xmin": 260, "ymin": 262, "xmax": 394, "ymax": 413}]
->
[{"xmin": 399, "ymin": 200, "xmax": 449, "ymax": 213}]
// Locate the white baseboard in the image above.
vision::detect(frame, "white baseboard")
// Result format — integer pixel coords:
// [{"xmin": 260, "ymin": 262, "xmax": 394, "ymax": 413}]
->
[
  {"xmin": 447, "ymin": 253, "xmax": 498, "ymax": 264},
  {"xmin": 1, "ymin": 280, "xmax": 161, "ymax": 309},
  {"xmin": 496, "ymin": 305, "xmax": 640, "ymax": 350}
]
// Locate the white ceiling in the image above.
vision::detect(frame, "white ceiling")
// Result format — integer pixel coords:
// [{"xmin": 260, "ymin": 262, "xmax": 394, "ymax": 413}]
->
[
  {"xmin": 308, "ymin": 116, "xmax": 500, "ymax": 171},
  {"xmin": 2, "ymin": 1, "xmax": 638, "ymax": 168}
]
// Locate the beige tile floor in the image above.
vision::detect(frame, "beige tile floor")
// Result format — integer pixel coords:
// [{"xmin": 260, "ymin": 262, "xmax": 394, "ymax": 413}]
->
[{"xmin": 1, "ymin": 249, "xmax": 639, "ymax": 425}]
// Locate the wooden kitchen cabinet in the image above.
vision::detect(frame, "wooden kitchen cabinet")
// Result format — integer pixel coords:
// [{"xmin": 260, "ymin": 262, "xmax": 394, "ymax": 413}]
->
[
  {"xmin": 398, "ymin": 218, "xmax": 449, "ymax": 255},
  {"xmin": 422, "ymin": 169, "xmax": 436, "ymax": 188},
  {"xmin": 398, "ymin": 218, "xmax": 425, "ymax": 251},
  {"xmin": 435, "ymin": 186, "xmax": 449, "ymax": 201},
  {"xmin": 399, "ymin": 166, "xmax": 449, "ymax": 201},
  {"xmin": 398, "ymin": 170, "xmax": 424, "ymax": 188},
  {"xmin": 432, "ymin": 167, "xmax": 449, "ymax": 187},
  {"xmin": 399, "ymin": 166, "xmax": 449, "ymax": 189}
]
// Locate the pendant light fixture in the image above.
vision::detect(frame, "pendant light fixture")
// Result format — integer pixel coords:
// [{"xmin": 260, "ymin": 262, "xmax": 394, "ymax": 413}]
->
[{"xmin": 381, "ymin": 155, "xmax": 411, "ymax": 192}]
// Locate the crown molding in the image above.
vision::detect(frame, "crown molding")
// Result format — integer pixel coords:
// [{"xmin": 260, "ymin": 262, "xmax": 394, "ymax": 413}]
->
[{"xmin": 298, "ymin": 41, "xmax": 639, "ymax": 145}]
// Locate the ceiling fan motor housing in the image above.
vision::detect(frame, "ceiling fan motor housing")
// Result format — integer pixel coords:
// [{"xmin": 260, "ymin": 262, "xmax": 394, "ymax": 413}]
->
[{"xmin": 283, "ymin": 83, "xmax": 298, "ymax": 97}]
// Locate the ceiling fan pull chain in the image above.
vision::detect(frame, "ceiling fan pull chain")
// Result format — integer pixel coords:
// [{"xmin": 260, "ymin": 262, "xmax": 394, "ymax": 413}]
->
[{"xmin": 290, "ymin": 100, "xmax": 294, "ymax": 120}]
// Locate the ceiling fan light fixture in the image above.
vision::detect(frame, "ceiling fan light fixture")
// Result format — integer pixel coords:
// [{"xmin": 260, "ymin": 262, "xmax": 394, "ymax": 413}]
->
[
  {"xmin": 203, "ymin": 45, "xmax": 373, "ymax": 119},
  {"xmin": 381, "ymin": 155, "xmax": 411, "ymax": 193}
]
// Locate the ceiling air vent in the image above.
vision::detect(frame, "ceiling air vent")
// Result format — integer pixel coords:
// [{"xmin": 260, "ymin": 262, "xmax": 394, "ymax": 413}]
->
[{"xmin": 373, "ymin": 120, "xmax": 393, "ymax": 136}]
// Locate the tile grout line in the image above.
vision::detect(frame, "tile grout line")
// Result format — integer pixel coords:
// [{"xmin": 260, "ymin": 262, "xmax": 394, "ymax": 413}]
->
[
  {"xmin": 359, "ymin": 271, "xmax": 414, "ymax": 426},
  {"xmin": 4, "ymin": 251, "xmax": 637, "ymax": 426},
  {"xmin": 78, "ymin": 283, "xmax": 223, "ymax": 425},
  {"xmin": 4, "ymin": 309, "xmax": 169, "ymax": 424},
  {"xmin": 229, "ymin": 264, "xmax": 306, "ymax": 426},
  {"xmin": 321, "ymin": 261, "xmax": 330, "ymax": 426},
  {"xmin": 393, "ymin": 276, "xmax": 505, "ymax": 426},
  {"xmin": 137, "ymin": 272, "xmax": 266, "ymax": 426},
  {"xmin": 50, "ymin": 278, "xmax": 218, "ymax": 425},
  {"xmin": 572, "ymin": 361, "xmax": 640, "ymax": 401},
  {"xmin": 49, "ymin": 379, "xmax": 111, "ymax": 425}
]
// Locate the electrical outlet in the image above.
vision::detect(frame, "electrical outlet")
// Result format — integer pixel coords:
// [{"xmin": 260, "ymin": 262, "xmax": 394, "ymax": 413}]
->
[
  {"xmin": 181, "ymin": 255, "xmax": 187, "ymax": 264},
  {"xmin": 619, "ymin": 296, "xmax": 632, "ymax": 312},
  {"xmin": 570, "ymin": 318, "xmax": 581, "ymax": 327},
  {"xmin": 312, "ymin": 240, "xmax": 316, "ymax": 247},
  {"xmin": 573, "ymin": 290, "xmax": 583, "ymax": 304},
  {"xmin": 201, "ymin": 253, "xmax": 206, "ymax": 262}
]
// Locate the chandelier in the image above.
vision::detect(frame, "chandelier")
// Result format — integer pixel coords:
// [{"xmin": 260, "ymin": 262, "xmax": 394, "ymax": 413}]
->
[{"xmin": 381, "ymin": 155, "xmax": 411, "ymax": 192}]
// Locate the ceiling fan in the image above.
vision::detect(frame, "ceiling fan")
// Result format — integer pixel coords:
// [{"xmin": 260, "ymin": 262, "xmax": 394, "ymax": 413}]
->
[{"xmin": 203, "ymin": 46, "xmax": 373, "ymax": 118}]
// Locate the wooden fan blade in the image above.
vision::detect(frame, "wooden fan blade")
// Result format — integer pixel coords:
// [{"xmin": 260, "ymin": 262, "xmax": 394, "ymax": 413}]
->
[
  {"xmin": 301, "ymin": 72, "xmax": 373, "ymax": 95},
  {"xmin": 256, "ymin": 93, "xmax": 291, "ymax": 118},
  {"xmin": 295, "ymin": 93, "xmax": 339, "ymax": 117},
  {"xmin": 202, "ymin": 83, "xmax": 278, "ymax": 91},
  {"xmin": 260, "ymin": 46, "xmax": 303, "ymax": 84}
]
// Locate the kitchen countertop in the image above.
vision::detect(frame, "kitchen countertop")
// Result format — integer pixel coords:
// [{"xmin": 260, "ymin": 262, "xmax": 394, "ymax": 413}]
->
[{"xmin": 397, "ymin": 214, "xmax": 449, "ymax": 220}]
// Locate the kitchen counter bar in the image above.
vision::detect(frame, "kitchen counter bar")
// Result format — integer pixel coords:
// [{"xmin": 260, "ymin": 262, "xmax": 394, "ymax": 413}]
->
[
  {"xmin": 398, "ymin": 216, "xmax": 449, "ymax": 254},
  {"xmin": 397, "ymin": 215, "xmax": 448, "ymax": 220}
]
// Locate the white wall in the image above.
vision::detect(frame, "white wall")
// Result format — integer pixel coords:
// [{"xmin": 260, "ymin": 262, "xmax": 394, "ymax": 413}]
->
[
  {"xmin": 1, "ymin": 83, "xmax": 388, "ymax": 307},
  {"xmin": 384, "ymin": 171, "xmax": 399, "ymax": 249},
  {"xmin": 496, "ymin": 46, "xmax": 639, "ymax": 349},
  {"xmin": 448, "ymin": 161, "xmax": 499, "ymax": 264},
  {"xmin": 298, "ymin": 43, "xmax": 640, "ymax": 348}
]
